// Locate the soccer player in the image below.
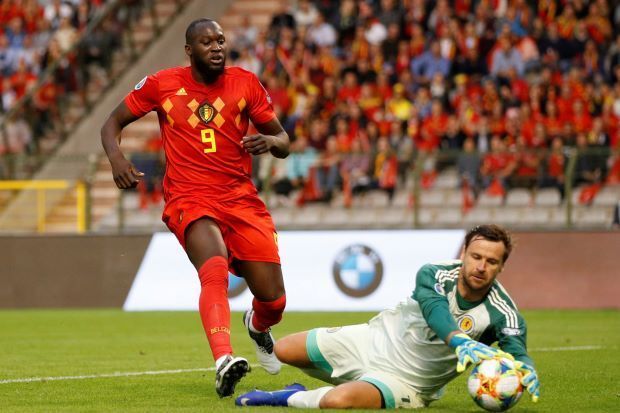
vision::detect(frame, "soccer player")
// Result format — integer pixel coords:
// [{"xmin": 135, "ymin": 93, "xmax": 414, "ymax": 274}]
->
[
  {"xmin": 100, "ymin": 19, "xmax": 289, "ymax": 397},
  {"xmin": 236, "ymin": 224, "xmax": 541, "ymax": 409}
]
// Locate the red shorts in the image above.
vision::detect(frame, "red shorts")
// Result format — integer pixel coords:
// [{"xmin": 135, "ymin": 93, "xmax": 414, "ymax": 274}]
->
[{"xmin": 162, "ymin": 194, "xmax": 280, "ymax": 265}]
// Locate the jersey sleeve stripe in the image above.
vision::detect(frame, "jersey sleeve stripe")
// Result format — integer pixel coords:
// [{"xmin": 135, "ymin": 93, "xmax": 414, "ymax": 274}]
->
[
  {"xmin": 489, "ymin": 289, "xmax": 518, "ymax": 328},
  {"xmin": 494, "ymin": 281, "xmax": 519, "ymax": 310}
]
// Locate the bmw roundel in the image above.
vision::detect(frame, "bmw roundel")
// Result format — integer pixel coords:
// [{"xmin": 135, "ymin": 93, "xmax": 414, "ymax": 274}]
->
[{"xmin": 332, "ymin": 244, "xmax": 384, "ymax": 298}]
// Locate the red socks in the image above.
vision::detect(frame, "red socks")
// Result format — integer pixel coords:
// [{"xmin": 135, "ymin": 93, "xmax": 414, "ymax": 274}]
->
[
  {"xmin": 251, "ymin": 294, "xmax": 286, "ymax": 332},
  {"xmin": 198, "ymin": 256, "xmax": 232, "ymax": 361}
]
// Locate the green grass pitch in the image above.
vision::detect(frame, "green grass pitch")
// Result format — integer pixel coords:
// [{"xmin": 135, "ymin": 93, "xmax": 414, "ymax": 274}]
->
[{"xmin": 1, "ymin": 310, "xmax": 618, "ymax": 412}]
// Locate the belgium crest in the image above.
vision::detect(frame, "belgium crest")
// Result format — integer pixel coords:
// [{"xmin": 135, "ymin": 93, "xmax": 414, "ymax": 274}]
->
[{"xmin": 198, "ymin": 102, "xmax": 215, "ymax": 124}]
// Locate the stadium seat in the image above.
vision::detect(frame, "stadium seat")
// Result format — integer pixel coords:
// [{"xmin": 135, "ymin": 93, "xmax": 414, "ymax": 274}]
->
[
  {"xmin": 379, "ymin": 207, "xmax": 413, "ymax": 228},
  {"xmin": 572, "ymin": 206, "xmax": 612, "ymax": 228},
  {"xmin": 434, "ymin": 169, "xmax": 459, "ymax": 189},
  {"xmin": 419, "ymin": 189, "xmax": 446, "ymax": 207},
  {"xmin": 592, "ymin": 186, "xmax": 620, "ymax": 207},
  {"xmin": 349, "ymin": 208, "xmax": 378, "ymax": 228},
  {"xmin": 522, "ymin": 207, "xmax": 551, "ymax": 226},
  {"xmin": 366, "ymin": 191, "xmax": 391, "ymax": 208},
  {"xmin": 463, "ymin": 207, "xmax": 494, "ymax": 226},
  {"xmin": 505, "ymin": 189, "xmax": 532, "ymax": 207},
  {"xmin": 270, "ymin": 208, "xmax": 294, "ymax": 227},
  {"xmin": 417, "ymin": 208, "xmax": 435, "ymax": 225},
  {"xmin": 434, "ymin": 208, "xmax": 462, "ymax": 226},
  {"xmin": 291, "ymin": 205, "xmax": 323, "ymax": 227},
  {"xmin": 322, "ymin": 208, "xmax": 352, "ymax": 228},
  {"xmin": 492, "ymin": 207, "xmax": 522, "ymax": 225},
  {"xmin": 477, "ymin": 193, "xmax": 504, "ymax": 207},
  {"xmin": 534, "ymin": 188, "xmax": 562, "ymax": 206},
  {"xmin": 392, "ymin": 190, "xmax": 411, "ymax": 208},
  {"xmin": 443, "ymin": 189, "xmax": 464, "ymax": 207},
  {"xmin": 548, "ymin": 208, "xmax": 569, "ymax": 226}
]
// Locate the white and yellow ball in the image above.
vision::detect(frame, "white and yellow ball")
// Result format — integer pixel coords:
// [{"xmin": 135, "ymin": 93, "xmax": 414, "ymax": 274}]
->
[{"xmin": 467, "ymin": 357, "xmax": 524, "ymax": 412}]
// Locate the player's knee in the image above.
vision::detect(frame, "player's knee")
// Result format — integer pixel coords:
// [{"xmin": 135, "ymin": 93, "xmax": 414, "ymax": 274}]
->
[
  {"xmin": 254, "ymin": 294, "xmax": 286, "ymax": 318},
  {"xmin": 274, "ymin": 332, "xmax": 309, "ymax": 367},
  {"xmin": 319, "ymin": 389, "xmax": 355, "ymax": 409},
  {"xmin": 274, "ymin": 335, "xmax": 293, "ymax": 363}
]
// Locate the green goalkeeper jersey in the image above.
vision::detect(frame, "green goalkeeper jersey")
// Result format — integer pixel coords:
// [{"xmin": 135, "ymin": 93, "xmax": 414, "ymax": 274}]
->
[{"xmin": 366, "ymin": 260, "xmax": 530, "ymax": 396}]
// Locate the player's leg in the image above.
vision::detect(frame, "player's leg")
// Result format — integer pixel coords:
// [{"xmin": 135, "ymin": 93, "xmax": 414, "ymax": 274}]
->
[
  {"xmin": 274, "ymin": 331, "xmax": 313, "ymax": 368},
  {"xmin": 235, "ymin": 380, "xmax": 381, "ymax": 408},
  {"xmin": 276, "ymin": 331, "xmax": 344, "ymax": 384},
  {"xmin": 285, "ymin": 372, "xmax": 427, "ymax": 409},
  {"xmin": 235, "ymin": 260, "xmax": 286, "ymax": 374},
  {"xmin": 317, "ymin": 381, "xmax": 383, "ymax": 409},
  {"xmin": 185, "ymin": 217, "xmax": 249, "ymax": 397}
]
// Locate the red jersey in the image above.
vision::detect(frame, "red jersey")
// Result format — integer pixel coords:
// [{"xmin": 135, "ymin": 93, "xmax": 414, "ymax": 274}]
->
[{"xmin": 125, "ymin": 66, "xmax": 276, "ymax": 200}]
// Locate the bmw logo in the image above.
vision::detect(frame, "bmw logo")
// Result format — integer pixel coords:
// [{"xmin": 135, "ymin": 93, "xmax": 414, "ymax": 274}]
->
[
  {"xmin": 332, "ymin": 244, "xmax": 384, "ymax": 297},
  {"xmin": 228, "ymin": 272, "xmax": 247, "ymax": 298}
]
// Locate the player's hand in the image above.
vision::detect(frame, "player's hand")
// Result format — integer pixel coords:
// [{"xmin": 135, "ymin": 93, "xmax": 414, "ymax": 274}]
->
[
  {"xmin": 110, "ymin": 156, "xmax": 144, "ymax": 189},
  {"xmin": 241, "ymin": 134, "xmax": 274, "ymax": 156},
  {"xmin": 514, "ymin": 361, "xmax": 540, "ymax": 402},
  {"xmin": 450, "ymin": 334, "xmax": 510, "ymax": 373}
]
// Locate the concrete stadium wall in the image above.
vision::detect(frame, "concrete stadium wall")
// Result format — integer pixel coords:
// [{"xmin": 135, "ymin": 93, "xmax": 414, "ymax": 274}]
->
[
  {"xmin": 0, "ymin": 235, "xmax": 151, "ymax": 308},
  {"xmin": 0, "ymin": 231, "xmax": 618, "ymax": 309},
  {"xmin": 499, "ymin": 232, "xmax": 620, "ymax": 309}
]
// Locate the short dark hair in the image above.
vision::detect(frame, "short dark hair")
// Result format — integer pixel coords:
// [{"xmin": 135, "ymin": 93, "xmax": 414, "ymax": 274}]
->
[
  {"xmin": 464, "ymin": 224, "xmax": 513, "ymax": 263},
  {"xmin": 185, "ymin": 18, "xmax": 217, "ymax": 44}
]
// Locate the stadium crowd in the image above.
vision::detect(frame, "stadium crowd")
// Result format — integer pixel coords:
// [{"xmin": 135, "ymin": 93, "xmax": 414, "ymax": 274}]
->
[
  {"xmin": 226, "ymin": 0, "xmax": 620, "ymax": 207},
  {"xmin": 0, "ymin": 0, "xmax": 145, "ymax": 156},
  {"xmin": 3, "ymin": 0, "xmax": 620, "ymax": 208}
]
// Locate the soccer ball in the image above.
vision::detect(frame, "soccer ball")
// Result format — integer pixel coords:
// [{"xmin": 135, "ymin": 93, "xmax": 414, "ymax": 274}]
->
[{"xmin": 467, "ymin": 357, "xmax": 524, "ymax": 412}]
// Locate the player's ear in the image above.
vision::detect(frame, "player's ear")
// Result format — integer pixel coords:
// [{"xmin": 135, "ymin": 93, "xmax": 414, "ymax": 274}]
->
[
  {"xmin": 184, "ymin": 44, "xmax": 192, "ymax": 57},
  {"xmin": 459, "ymin": 246, "xmax": 465, "ymax": 261}
]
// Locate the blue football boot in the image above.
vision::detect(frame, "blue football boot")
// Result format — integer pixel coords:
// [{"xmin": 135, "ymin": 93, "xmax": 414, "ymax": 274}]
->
[{"xmin": 235, "ymin": 383, "xmax": 307, "ymax": 407}]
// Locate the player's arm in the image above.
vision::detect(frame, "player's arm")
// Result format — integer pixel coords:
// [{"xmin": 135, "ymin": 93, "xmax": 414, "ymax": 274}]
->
[
  {"xmin": 413, "ymin": 265, "xmax": 506, "ymax": 372},
  {"xmin": 242, "ymin": 117, "xmax": 290, "ymax": 158},
  {"xmin": 101, "ymin": 101, "xmax": 144, "ymax": 189},
  {"xmin": 496, "ymin": 316, "xmax": 540, "ymax": 402},
  {"xmin": 412, "ymin": 264, "xmax": 460, "ymax": 342}
]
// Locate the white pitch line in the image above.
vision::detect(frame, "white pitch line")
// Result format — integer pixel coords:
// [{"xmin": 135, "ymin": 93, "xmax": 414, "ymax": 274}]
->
[
  {"xmin": 529, "ymin": 345, "xmax": 606, "ymax": 352},
  {"xmin": 0, "ymin": 367, "xmax": 215, "ymax": 384},
  {"xmin": 0, "ymin": 346, "xmax": 605, "ymax": 385}
]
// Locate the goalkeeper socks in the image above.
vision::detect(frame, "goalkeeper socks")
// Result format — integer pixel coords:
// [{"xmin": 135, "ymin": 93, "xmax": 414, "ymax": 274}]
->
[
  {"xmin": 251, "ymin": 295, "xmax": 286, "ymax": 332},
  {"xmin": 287, "ymin": 386, "xmax": 333, "ymax": 408},
  {"xmin": 198, "ymin": 256, "xmax": 232, "ymax": 361}
]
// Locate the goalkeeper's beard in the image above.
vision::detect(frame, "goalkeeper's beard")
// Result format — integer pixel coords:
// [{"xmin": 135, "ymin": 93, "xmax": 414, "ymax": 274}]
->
[{"xmin": 461, "ymin": 270, "xmax": 493, "ymax": 293}]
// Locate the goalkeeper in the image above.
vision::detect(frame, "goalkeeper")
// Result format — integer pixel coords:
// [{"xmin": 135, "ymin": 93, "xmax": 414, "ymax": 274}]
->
[{"xmin": 236, "ymin": 224, "xmax": 540, "ymax": 409}]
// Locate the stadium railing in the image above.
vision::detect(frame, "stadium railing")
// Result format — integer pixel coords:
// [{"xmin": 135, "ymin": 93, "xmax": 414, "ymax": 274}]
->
[{"xmin": 0, "ymin": 179, "xmax": 89, "ymax": 233}]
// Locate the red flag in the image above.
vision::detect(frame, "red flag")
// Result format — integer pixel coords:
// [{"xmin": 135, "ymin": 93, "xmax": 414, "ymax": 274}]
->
[
  {"xmin": 462, "ymin": 179, "xmax": 474, "ymax": 214},
  {"xmin": 486, "ymin": 178, "xmax": 506, "ymax": 197}
]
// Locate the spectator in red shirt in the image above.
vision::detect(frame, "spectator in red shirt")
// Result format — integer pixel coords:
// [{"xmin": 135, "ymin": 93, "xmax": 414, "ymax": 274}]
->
[
  {"xmin": 571, "ymin": 99, "xmax": 593, "ymax": 134},
  {"xmin": 480, "ymin": 135, "xmax": 517, "ymax": 190},
  {"xmin": 8, "ymin": 58, "xmax": 36, "ymax": 99},
  {"xmin": 509, "ymin": 135, "xmax": 541, "ymax": 190},
  {"xmin": 544, "ymin": 100, "xmax": 563, "ymax": 138},
  {"xmin": 337, "ymin": 70, "xmax": 361, "ymax": 103},
  {"xmin": 539, "ymin": 136, "xmax": 566, "ymax": 199}
]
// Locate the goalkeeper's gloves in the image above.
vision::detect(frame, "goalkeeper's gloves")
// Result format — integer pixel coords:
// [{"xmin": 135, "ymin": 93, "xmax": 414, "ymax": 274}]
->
[
  {"xmin": 449, "ymin": 333, "xmax": 512, "ymax": 373},
  {"xmin": 515, "ymin": 361, "xmax": 540, "ymax": 403}
]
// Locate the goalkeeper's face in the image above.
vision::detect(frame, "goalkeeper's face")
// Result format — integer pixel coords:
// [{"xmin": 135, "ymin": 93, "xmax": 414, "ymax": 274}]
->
[{"xmin": 459, "ymin": 237, "xmax": 505, "ymax": 294}]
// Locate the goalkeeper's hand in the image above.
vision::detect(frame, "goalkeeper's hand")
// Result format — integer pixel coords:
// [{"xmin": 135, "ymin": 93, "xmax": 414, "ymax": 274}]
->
[
  {"xmin": 514, "ymin": 361, "xmax": 540, "ymax": 403},
  {"xmin": 449, "ymin": 333, "xmax": 512, "ymax": 373}
]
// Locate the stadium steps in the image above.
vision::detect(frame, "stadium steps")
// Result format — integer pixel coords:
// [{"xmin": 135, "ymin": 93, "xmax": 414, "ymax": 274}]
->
[{"xmin": 43, "ymin": 113, "xmax": 159, "ymax": 232}]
